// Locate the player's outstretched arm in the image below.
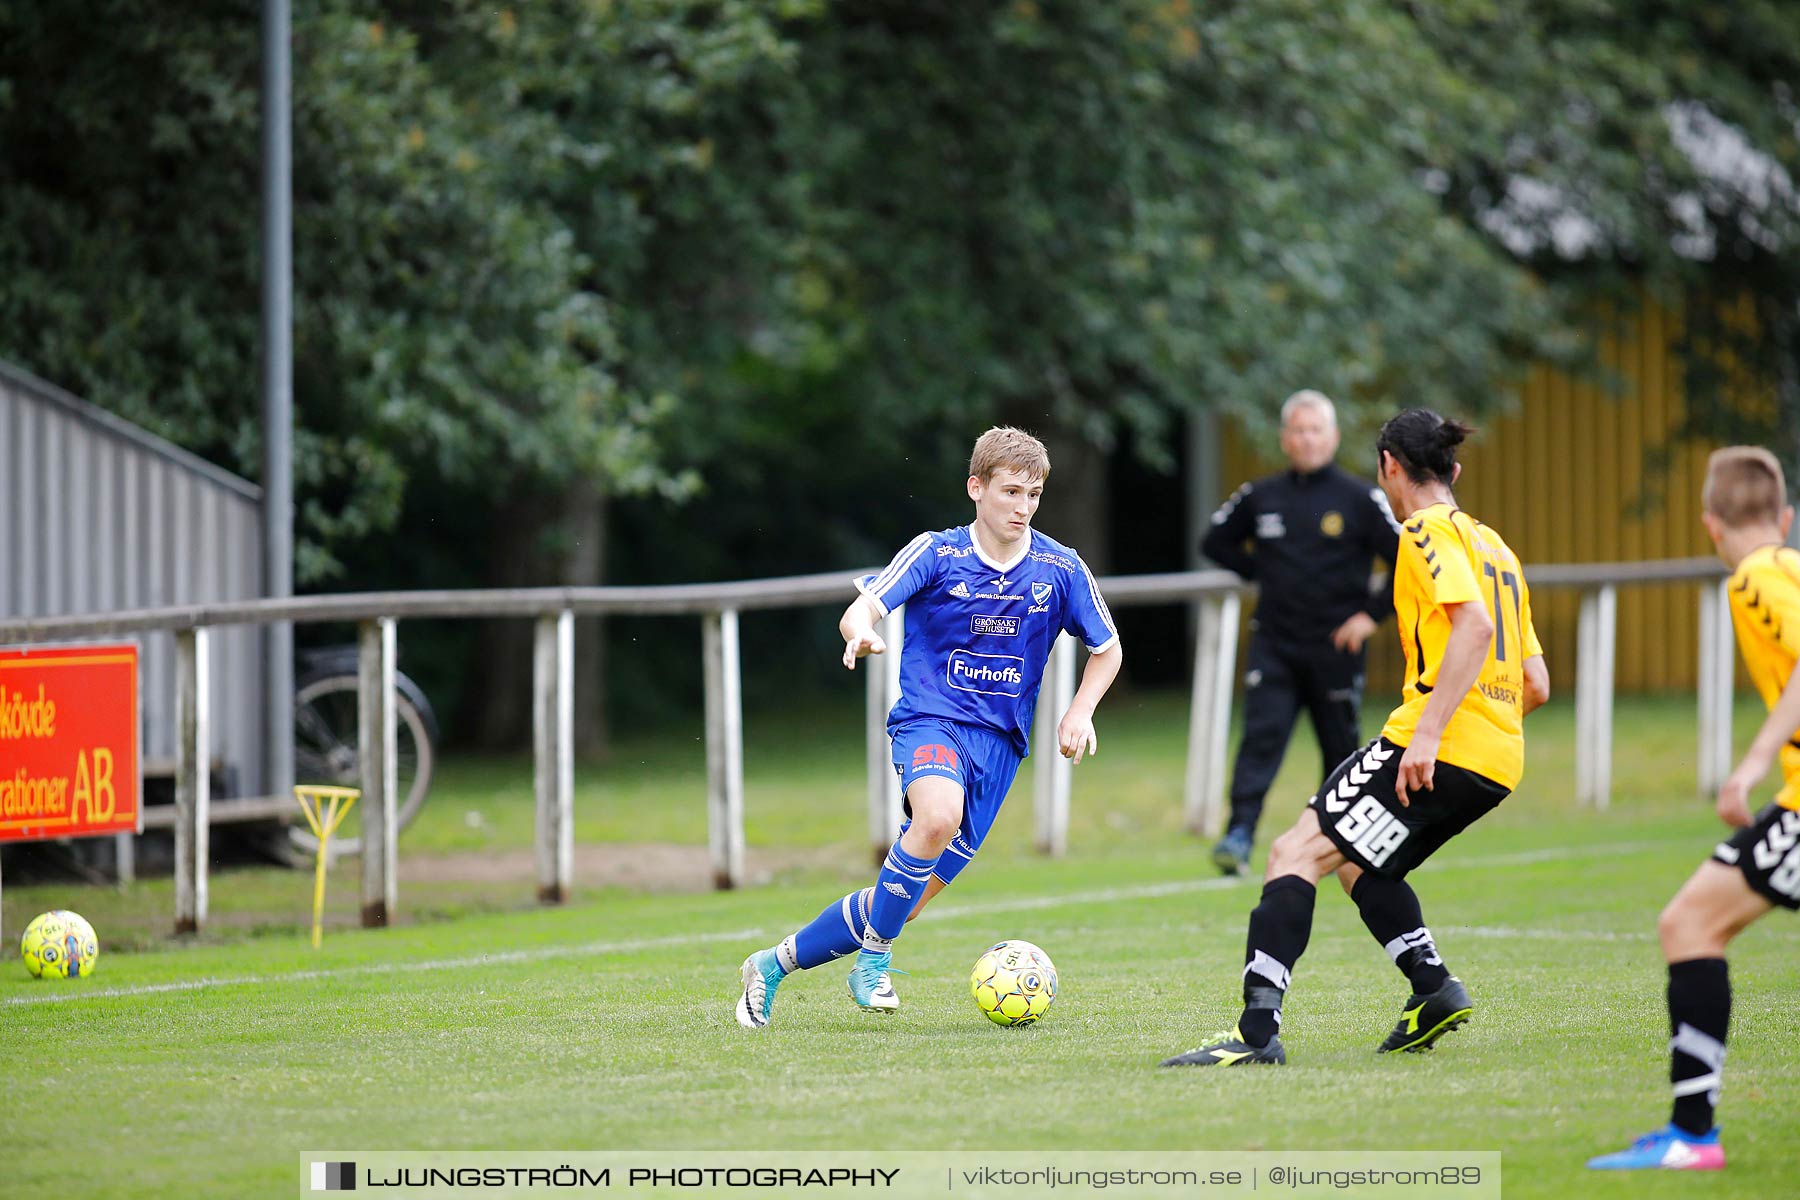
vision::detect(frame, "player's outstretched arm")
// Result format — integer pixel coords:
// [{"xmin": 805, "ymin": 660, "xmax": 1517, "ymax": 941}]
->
[
  {"xmin": 1396, "ymin": 599, "xmax": 1494, "ymax": 805},
  {"xmin": 1522, "ymin": 654, "xmax": 1550, "ymax": 716},
  {"xmin": 1718, "ymin": 654, "xmax": 1800, "ymax": 827},
  {"xmin": 839, "ymin": 594, "xmax": 887, "ymax": 670},
  {"xmin": 1057, "ymin": 643, "xmax": 1123, "ymax": 765}
]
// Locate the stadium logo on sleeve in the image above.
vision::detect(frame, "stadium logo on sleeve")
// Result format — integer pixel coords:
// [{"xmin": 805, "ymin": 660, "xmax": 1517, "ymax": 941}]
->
[
  {"xmin": 947, "ymin": 650, "xmax": 1027, "ymax": 697},
  {"xmin": 970, "ymin": 615, "xmax": 1019, "ymax": 637}
]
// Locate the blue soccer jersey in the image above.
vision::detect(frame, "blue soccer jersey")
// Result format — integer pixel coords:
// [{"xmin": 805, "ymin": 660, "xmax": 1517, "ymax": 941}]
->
[{"xmin": 856, "ymin": 524, "xmax": 1119, "ymax": 756}]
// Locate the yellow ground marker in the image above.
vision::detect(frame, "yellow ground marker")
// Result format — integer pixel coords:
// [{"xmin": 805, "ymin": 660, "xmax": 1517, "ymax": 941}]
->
[{"xmin": 293, "ymin": 785, "xmax": 360, "ymax": 949}]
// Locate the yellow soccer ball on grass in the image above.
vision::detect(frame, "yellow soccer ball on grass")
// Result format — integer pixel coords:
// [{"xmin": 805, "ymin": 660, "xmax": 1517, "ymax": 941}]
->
[
  {"xmin": 21, "ymin": 910, "xmax": 100, "ymax": 979},
  {"xmin": 970, "ymin": 939, "xmax": 1057, "ymax": 1026}
]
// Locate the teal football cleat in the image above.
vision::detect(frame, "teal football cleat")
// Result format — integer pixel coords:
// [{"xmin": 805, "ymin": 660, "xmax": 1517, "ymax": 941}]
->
[
  {"xmin": 734, "ymin": 948, "xmax": 786, "ymax": 1029},
  {"xmin": 1588, "ymin": 1124, "xmax": 1725, "ymax": 1171},
  {"xmin": 864, "ymin": 971, "xmax": 899, "ymax": 1012},
  {"xmin": 847, "ymin": 948, "xmax": 898, "ymax": 1013}
]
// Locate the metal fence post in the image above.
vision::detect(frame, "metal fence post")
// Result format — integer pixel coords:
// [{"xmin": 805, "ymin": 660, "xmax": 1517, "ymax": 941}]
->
[
  {"xmin": 865, "ymin": 606, "xmax": 904, "ymax": 866},
  {"xmin": 1697, "ymin": 579, "xmax": 1734, "ymax": 796},
  {"xmin": 1033, "ymin": 633, "xmax": 1078, "ymax": 856},
  {"xmin": 534, "ymin": 610, "xmax": 575, "ymax": 904},
  {"xmin": 174, "ymin": 627, "xmax": 210, "ymax": 934},
  {"xmin": 703, "ymin": 609, "xmax": 746, "ymax": 889},
  {"xmin": 358, "ymin": 617, "xmax": 397, "ymax": 926},
  {"xmin": 1576, "ymin": 587, "xmax": 1594, "ymax": 803},
  {"xmin": 1594, "ymin": 584, "xmax": 1617, "ymax": 810},
  {"xmin": 1575, "ymin": 586, "xmax": 1617, "ymax": 809},
  {"xmin": 114, "ymin": 640, "xmax": 139, "ymax": 883},
  {"xmin": 1206, "ymin": 593, "xmax": 1242, "ymax": 830},
  {"xmin": 1183, "ymin": 599, "xmax": 1215, "ymax": 835},
  {"xmin": 1185, "ymin": 592, "xmax": 1240, "ymax": 836},
  {"xmin": 114, "ymin": 830, "xmax": 135, "ymax": 885}
]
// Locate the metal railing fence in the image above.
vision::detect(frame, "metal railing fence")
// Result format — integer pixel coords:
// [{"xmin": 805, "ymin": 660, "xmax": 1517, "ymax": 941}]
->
[{"xmin": 0, "ymin": 556, "xmax": 1732, "ymax": 933}]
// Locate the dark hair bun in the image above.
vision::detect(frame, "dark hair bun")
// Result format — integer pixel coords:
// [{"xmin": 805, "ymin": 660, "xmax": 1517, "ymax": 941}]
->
[{"xmin": 1376, "ymin": 409, "xmax": 1473, "ymax": 487}]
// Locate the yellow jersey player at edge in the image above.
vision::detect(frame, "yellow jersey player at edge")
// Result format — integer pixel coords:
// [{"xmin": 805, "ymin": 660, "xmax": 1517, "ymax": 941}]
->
[
  {"xmin": 1162, "ymin": 408, "xmax": 1549, "ymax": 1067},
  {"xmin": 1591, "ymin": 448, "xmax": 1800, "ymax": 1172}
]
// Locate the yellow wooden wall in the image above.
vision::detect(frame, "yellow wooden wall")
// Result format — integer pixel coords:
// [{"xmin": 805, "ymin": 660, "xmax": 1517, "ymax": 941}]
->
[{"xmin": 1219, "ymin": 301, "xmax": 1723, "ymax": 694}]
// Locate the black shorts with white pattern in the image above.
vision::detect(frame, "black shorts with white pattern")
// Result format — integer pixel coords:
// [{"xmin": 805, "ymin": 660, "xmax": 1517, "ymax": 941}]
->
[
  {"xmin": 1307, "ymin": 737, "xmax": 1510, "ymax": 879},
  {"xmin": 1712, "ymin": 802, "xmax": 1800, "ymax": 911}
]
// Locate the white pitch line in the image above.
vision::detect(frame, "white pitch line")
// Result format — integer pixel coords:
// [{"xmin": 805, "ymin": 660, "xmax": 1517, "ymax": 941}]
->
[
  {"xmin": 921, "ymin": 837, "xmax": 1676, "ymax": 922},
  {"xmin": 1440, "ymin": 925, "xmax": 1649, "ymax": 942},
  {"xmin": 2, "ymin": 928, "xmax": 774, "ymax": 1008},
  {"xmin": 3, "ymin": 837, "xmax": 1680, "ymax": 1007}
]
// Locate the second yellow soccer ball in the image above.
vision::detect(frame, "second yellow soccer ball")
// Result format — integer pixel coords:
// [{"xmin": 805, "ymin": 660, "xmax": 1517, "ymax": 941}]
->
[
  {"xmin": 970, "ymin": 939, "xmax": 1057, "ymax": 1026},
  {"xmin": 20, "ymin": 910, "xmax": 100, "ymax": 979}
]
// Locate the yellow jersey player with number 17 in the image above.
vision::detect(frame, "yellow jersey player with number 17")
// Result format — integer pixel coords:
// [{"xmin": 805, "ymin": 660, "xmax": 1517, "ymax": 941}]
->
[
  {"xmin": 1162, "ymin": 408, "xmax": 1549, "ymax": 1068},
  {"xmin": 1591, "ymin": 447, "xmax": 1800, "ymax": 1172}
]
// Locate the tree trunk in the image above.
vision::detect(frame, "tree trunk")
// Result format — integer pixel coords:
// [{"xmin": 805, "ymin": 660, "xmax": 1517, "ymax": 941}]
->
[
  {"xmin": 564, "ymin": 480, "xmax": 610, "ymax": 759},
  {"xmin": 1000, "ymin": 403, "xmax": 1112, "ymax": 571},
  {"xmin": 459, "ymin": 483, "xmax": 610, "ymax": 755},
  {"xmin": 463, "ymin": 495, "xmax": 550, "ymax": 750}
]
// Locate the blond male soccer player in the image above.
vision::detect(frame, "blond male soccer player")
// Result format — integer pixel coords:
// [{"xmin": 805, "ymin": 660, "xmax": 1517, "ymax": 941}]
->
[
  {"xmin": 1162, "ymin": 408, "xmax": 1549, "ymax": 1067},
  {"xmin": 734, "ymin": 427, "xmax": 1123, "ymax": 1027},
  {"xmin": 1590, "ymin": 447, "xmax": 1800, "ymax": 1171}
]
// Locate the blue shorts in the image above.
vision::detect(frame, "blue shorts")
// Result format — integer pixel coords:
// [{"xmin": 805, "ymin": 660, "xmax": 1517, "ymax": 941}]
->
[{"xmin": 890, "ymin": 718, "xmax": 1023, "ymax": 886}]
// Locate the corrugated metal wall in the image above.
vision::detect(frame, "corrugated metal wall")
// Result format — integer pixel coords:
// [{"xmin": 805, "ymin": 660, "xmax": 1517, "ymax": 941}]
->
[
  {"xmin": 1218, "ymin": 300, "xmax": 1722, "ymax": 695},
  {"xmin": 0, "ymin": 362, "xmax": 265, "ymax": 795}
]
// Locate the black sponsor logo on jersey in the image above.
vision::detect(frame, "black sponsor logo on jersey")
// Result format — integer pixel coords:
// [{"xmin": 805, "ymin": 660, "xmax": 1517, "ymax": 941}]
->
[{"xmin": 1478, "ymin": 681, "xmax": 1520, "ymax": 705}]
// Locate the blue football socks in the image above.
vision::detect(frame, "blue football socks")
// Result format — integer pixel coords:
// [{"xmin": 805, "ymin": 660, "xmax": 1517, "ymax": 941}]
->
[
  {"xmin": 866, "ymin": 841, "xmax": 940, "ymax": 949},
  {"xmin": 780, "ymin": 886, "xmax": 875, "ymax": 972}
]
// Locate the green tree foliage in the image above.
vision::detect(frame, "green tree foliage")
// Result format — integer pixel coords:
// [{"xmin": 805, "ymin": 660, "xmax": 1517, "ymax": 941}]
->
[
  {"xmin": 0, "ymin": 1, "xmax": 688, "ymax": 584},
  {"xmin": 755, "ymin": 0, "xmax": 1565, "ymax": 454},
  {"xmin": 3, "ymin": 1, "xmax": 1796, "ymax": 730},
  {"xmin": 1411, "ymin": 1, "xmax": 1800, "ymax": 452},
  {"xmin": 7, "ymin": 0, "xmax": 1792, "ymax": 571}
]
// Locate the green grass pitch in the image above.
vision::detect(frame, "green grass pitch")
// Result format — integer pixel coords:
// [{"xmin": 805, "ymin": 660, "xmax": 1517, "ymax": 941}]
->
[{"xmin": 2, "ymin": 694, "xmax": 1796, "ymax": 1198}]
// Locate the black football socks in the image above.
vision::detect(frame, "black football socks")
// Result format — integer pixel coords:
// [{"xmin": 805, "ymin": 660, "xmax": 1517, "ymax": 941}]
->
[
  {"xmin": 1239, "ymin": 876, "xmax": 1316, "ymax": 1047},
  {"xmin": 1351, "ymin": 873, "xmax": 1451, "ymax": 994},
  {"xmin": 1667, "ymin": 957, "xmax": 1730, "ymax": 1137}
]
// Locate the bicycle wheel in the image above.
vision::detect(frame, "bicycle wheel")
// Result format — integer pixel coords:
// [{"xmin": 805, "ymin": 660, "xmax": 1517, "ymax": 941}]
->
[{"xmin": 288, "ymin": 673, "xmax": 436, "ymax": 858}]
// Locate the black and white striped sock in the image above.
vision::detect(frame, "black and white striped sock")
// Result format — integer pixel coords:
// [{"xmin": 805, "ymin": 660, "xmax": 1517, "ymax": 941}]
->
[
  {"xmin": 1668, "ymin": 957, "xmax": 1730, "ymax": 1137},
  {"xmin": 1238, "ymin": 876, "xmax": 1316, "ymax": 1047},
  {"xmin": 1352, "ymin": 874, "xmax": 1450, "ymax": 994}
]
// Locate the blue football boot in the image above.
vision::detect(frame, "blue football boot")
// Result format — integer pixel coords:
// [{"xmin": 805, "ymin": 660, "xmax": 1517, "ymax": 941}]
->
[
  {"xmin": 734, "ymin": 948, "xmax": 786, "ymax": 1029},
  {"xmin": 847, "ymin": 948, "xmax": 899, "ymax": 1014},
  {"xmin": 1587, "ymin": 1124, "xmax": 1724, "ymax": 1171}
]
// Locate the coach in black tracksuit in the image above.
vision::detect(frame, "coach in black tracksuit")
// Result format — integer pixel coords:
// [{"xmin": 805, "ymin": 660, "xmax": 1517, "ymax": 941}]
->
[{"xmin": 1201, "ymin": 391, "xmax": 1402, "ymax": 874}]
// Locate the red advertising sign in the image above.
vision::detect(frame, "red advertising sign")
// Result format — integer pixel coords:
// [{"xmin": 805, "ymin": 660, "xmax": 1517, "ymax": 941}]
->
[{"xmin": 0, "ymin": 644, "xmax": 140, "ymax": 842}]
